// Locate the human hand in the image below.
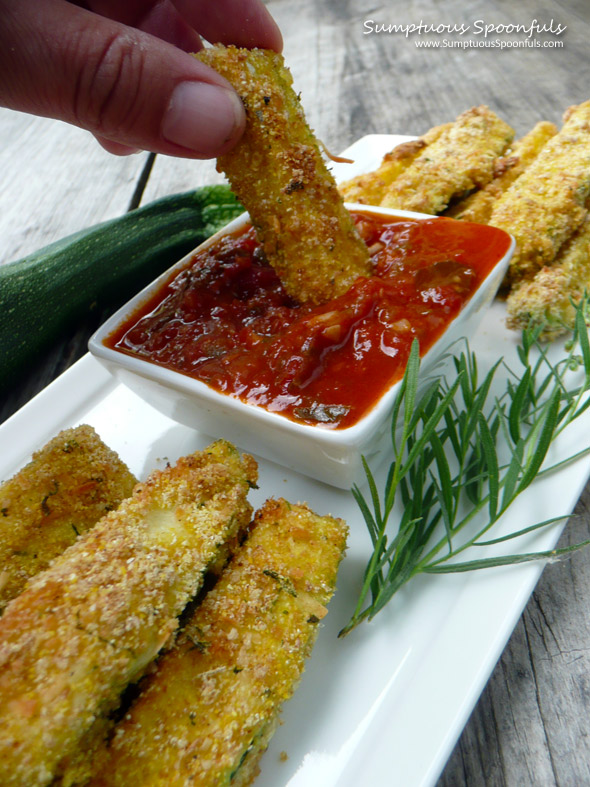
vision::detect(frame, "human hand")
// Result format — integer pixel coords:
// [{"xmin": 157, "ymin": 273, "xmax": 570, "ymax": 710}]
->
[{"xmin": 0, "ymin": 0, "xmax": 282, "ymax": 158}]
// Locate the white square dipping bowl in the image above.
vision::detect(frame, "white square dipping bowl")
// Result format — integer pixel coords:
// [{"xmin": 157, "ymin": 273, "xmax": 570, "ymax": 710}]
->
[{"xmin": 89, "ymin": 205, "xmax": 514, "ymax": 489}]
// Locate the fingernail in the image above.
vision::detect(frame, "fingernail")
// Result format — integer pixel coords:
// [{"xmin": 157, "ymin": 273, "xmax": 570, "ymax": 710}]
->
[{"xmin": 162, "ymin": 81, "xmax": 244, "ymax": 155}]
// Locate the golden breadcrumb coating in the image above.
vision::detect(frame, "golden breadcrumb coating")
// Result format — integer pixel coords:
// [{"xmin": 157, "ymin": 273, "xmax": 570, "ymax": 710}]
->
[
  {"xmin": 490, "ymin": 101, "xmax": 590, "ymax": 284},
  {"xmin": 0, "ymin": 425, "xmax": 136, "ymax": 612},
  {"xmin": 86, "ymin": 498, "xmax": 347, "ymax": 787},
  {"xmin": 197, "ymin": 45, "xmax": 371, "ymax": 305},
  {"xmin": 446, "ymin": 121, "xmax": 557, "ymax": 224},
  {"xmin": 380, "ymin": 105, "xmax": 514, "ymax": 214},
  {"xmin": 53, "ymin": 515, "xmax": 253, "ymax": 787},
  {"xmin": 0, "ymin": 440, "xmax": 257, "ymax": 787},
  {"xmin": 338, "ymin": 122, "xmax": 452, "ymax": 205},
  {"xmin": 506, "ymin": 212, "xmax": 590, "ymax": 340}
]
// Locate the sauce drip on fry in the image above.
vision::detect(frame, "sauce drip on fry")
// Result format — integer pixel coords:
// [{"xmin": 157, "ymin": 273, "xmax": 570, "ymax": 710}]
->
[{"xmin": 106, "ymin": 212, "xmax": 511, "ymax": 428}]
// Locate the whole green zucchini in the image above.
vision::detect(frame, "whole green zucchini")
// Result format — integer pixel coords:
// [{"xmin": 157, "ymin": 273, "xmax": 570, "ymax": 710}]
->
[{"xmin": 0, "ymin": 185, "xmax": 243, "ymax": 392}]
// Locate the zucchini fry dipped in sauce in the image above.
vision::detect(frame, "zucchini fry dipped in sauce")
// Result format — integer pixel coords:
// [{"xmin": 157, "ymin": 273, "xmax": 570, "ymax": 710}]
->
[
  {"xmin": 86, "ymin": 499, "xmax": 347, "ymax": 787},
  {"xmin": 196, "ymin": 45, "xmax": 371, "ymax": 306},
  {"xmin": 0, "ymin": 440, "xmax": 257, "ymax": 787},
  {"xmin": 337, "ymin": 122, "xmax": 453, "ymax": 206},
  {"xmin": 490, "ymin": 100, "xmax": 590, "ymax": 284},
  {"xmin": 446, "ymin": 121, "xmax": 557, "ymax": 224},
  {"xmin": 0, "ymin": 425, "xmax": 136, "ymax": 612},
  {"xmin": 380, "ymin": 105, "xmax": 514, "ymax": 214},
  {"xmin": 506, "ymin": 213, "xmax": 590, "ymax": 340}
]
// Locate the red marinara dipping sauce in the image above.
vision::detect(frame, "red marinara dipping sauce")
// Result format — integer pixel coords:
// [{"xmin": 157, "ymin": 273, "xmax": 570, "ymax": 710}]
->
[{"xmin": 106, "ymin": 212, "xmax": 510, "ymax": 429}]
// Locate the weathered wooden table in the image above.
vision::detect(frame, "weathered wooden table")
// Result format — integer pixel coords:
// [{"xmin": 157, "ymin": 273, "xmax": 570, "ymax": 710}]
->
[{"xmin": 2, "ymin": 1, "xmax": 590, "ymax": 783}]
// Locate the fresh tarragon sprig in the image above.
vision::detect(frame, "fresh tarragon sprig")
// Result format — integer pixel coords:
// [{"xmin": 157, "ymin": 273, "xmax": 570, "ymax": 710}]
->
[{"xmin": 340, "ymin": 300, "xmax": 590, "ymax": 637}]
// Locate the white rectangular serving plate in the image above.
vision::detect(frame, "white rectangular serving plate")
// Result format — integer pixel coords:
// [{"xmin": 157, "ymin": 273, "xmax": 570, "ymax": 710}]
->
[{"xmin": 2, "ymin": 135, "xmax": 590, "ymax": 787}]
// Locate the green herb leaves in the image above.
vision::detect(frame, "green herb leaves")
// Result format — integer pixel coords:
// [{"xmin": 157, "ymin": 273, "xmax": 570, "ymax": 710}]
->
[{"xmin": 340, "ymin": 299, "xmax": 590, "ymax": 637}]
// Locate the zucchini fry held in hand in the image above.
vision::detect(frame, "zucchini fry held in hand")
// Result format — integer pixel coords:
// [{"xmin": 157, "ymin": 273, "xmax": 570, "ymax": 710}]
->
[
  {"xmin": 380, "ymin": 105, "xmax": 514, "ymax": 214},
  {"xmin": 0, "ymin": 440, "xmax": 257, "ymax": 787},
  {"xmin": 86, "ymin": 499, "xmax": 347, "ymax": 787},
  {"xmin": 196, "ymin": 45, "xmax": 371, "ymax": 305},
  {"xmin": 0, "ymin": 424, "xmax": 136, "ymax": 611},
  {"xmin": 490, "ymin": 100, "xmax": 590, "ymax": 284}
]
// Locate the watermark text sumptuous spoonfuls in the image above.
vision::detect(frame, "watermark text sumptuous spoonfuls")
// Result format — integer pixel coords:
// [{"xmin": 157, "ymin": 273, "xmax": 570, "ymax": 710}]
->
[{"xmin": 363, "ymin": 19, "xmax": 566, "ymax": 49}]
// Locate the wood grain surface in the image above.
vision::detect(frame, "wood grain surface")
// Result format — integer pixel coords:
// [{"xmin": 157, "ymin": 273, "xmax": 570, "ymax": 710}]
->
[{"xmin": 1, "ymin": 0, "xmax": 590, "ymax": 784}]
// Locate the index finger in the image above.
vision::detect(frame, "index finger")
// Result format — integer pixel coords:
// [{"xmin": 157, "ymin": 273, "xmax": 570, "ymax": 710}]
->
[{"xmin": 170, "ymin": 0, "xmax": 283, "ymax": 51}]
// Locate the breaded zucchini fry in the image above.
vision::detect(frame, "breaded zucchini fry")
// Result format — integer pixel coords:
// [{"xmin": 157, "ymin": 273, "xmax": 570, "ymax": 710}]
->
[
  {"xmin": 0, "ymin": 440, "xmax": 257, "ymax": 787},
  {"xmin": 446, "ymin": 121, "xmax": 557, "ymax": 224},
  {"xmin": 197, "ymin": 45, "xmax": 371, "ymax": 305},
  {"xmin": 506, "ymin": 213, "xmax": 590, "ymax": 340},
  {"xmin": 490, "ymin": 101, "xmax": 590, "ymax": 284},
  {"xmin": 0, "ymin": 425, "xmax": 136, "ymax": 611},
  {"xmin": 380, "ymin": 105, "xmax": 514, "ymax": 214},
  {"xmin": 338, "ymin": 122, "xmax": 452, "ymax": 205},
  {"xmin": 86, "ymin": 499, "xmax": 347, "ymax": 787}
]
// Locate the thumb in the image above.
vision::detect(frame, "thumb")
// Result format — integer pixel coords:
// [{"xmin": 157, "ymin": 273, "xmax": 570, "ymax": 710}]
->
[{"xmin": 0, "ymin": 0, "xmax": 246, "ymax": 158}]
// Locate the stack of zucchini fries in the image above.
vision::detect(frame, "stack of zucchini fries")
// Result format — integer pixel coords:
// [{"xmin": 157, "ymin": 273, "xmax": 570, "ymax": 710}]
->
[
  {"xmin": 0, "ymin": 432, "xmax": 346, "ymax": 787},
  {"xmin": 339, "ymin": 100, "xmax": 590, "ymax": 340}
]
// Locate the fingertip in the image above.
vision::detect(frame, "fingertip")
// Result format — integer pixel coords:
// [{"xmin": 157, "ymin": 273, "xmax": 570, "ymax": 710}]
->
[
  {"xmin": 170, "ymin": 0, "xmax": 283, "ymax": 52},
  {"xmin": 161, "ymin": 81, "xmax": 245, "ymax": 157},
  {"xmin": 95, "ymin": 136, "xmax": 141, "ymax": 156},
  {"xmin": 264, "ymin": 15, "xmax": 283, "ymax": 53}
]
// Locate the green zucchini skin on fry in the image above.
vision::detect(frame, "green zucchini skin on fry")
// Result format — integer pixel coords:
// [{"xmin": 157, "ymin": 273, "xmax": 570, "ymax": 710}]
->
[{"xmin": 0, "ymin": 186, "xmax": 243, "ymax": 392}]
